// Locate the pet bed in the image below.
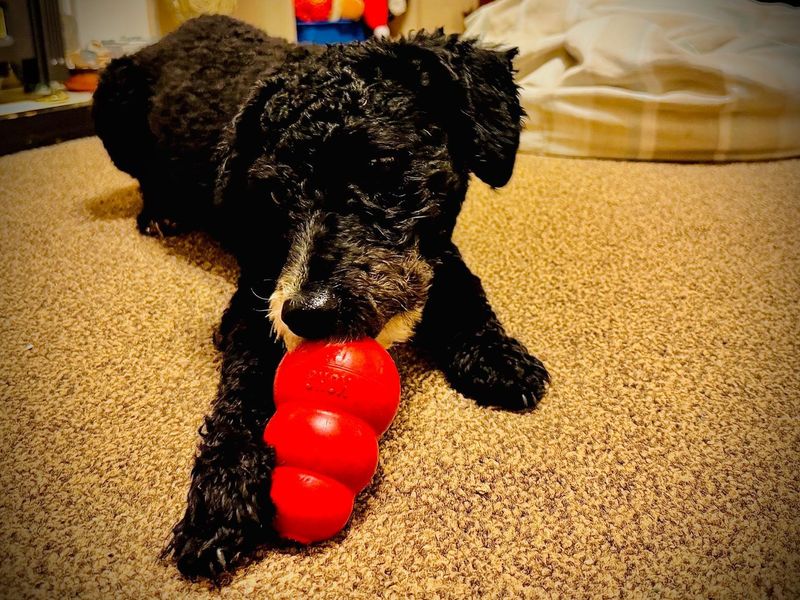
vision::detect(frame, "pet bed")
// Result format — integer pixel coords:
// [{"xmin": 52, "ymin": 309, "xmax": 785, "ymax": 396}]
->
[{"xmin": 465, "ymin": 0, "xmax": 800, "ymax": 161}]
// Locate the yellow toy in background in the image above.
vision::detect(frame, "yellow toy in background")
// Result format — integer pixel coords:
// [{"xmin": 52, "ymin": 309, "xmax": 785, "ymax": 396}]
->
[{"xmin": 332, "ymin": 0, "xmax": 365, "ymax": 21}]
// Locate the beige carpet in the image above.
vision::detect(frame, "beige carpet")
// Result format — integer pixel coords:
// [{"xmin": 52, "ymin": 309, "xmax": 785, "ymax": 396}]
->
[{"xmin": 0, "ymin": 137, "xmax": 798, "ymax": 598}]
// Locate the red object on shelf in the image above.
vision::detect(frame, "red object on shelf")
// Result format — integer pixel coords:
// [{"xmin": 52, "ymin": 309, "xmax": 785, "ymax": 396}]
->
[
  {"xmin": 64, "ymin": 72, "xmax": 99, "ymax": 92},
  {"xmin": 264, "ymin": 338, "xmax": 400, "ymax": 544},
  {"xmin": 363, "ymin": 0, "xmax": 389, "ymax": 31},
  {"xmin": 294, "ymin": 0, "xmax": 333, "ymax": 22}
]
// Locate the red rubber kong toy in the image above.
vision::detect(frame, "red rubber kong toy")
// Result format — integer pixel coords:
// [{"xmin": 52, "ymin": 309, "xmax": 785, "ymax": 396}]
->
[{"xmin": 263, "ymin": 338, "xmax": 400, "ymax": 544}]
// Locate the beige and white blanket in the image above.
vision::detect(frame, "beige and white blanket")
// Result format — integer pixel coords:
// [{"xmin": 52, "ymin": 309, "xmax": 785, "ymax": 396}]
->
[{"xmin": 464, "ymin": 0, "xmax": 800, "ymax": 161}]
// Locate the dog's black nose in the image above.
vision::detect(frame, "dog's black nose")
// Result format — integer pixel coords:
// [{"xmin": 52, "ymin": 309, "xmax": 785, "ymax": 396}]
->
[{"xmin": 281, "ymin": 289, "xmax": 340, "ymax": 340}]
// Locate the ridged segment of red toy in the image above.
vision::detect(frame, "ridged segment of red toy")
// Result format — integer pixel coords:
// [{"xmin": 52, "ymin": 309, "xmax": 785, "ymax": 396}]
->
[
  {"xmin": 264, "ymin": 404, "xmax": 379, "ymax": 491},
  {"xmin": 264, "ymin": 338, "xmax": 400, "ymax": 544},
  {"xmin": 272, "ymin": 339, "xmax": 401, "ymax": 436}
]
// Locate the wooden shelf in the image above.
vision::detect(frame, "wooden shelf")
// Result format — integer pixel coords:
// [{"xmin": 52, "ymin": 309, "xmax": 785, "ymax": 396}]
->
[{"xmin": 0, "ymin": 91, "xmax": 94, "ymax": 155}]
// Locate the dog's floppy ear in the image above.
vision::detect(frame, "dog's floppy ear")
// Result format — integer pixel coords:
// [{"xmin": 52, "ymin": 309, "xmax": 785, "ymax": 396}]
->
[
  {"xmin": 377, "ymin": 31, "xmax": 523, "ymax": 188},
  {"xmin": 214, "ymin": 79, "xmax": 277, "ymax": 208}
]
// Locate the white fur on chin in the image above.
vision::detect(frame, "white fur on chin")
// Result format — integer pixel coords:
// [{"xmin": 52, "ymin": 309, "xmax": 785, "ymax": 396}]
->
[{"xmin": 269, "ymin": 288, "xmax": 421, "ymax": 351}]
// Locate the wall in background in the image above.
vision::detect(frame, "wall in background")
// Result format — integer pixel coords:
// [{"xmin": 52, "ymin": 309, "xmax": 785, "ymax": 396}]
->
[
  {"xmin": 389, "ymin": 0, "xmax": 478, "ymax": 36},
  {"xmin": 232, "ymin": 0, "xmax": 295, "ymax": 41},
  {"xmin": 61, "ymin": 0, "xmax": 158, "ymax": 50},
  {"xmin": 62, "ymin": 0, "xmax": 295, "ymax": 52}
]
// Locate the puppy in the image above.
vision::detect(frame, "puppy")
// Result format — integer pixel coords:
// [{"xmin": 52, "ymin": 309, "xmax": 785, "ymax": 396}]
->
[{"xmin": 93, "ymin": 14, "xmax": 549, "ymax": 580}]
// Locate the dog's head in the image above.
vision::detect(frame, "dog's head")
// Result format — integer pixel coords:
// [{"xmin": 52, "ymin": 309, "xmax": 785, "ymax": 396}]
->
[{"xmin": 215, "ymin": 31, "xmax": 522, "ymax": 349}]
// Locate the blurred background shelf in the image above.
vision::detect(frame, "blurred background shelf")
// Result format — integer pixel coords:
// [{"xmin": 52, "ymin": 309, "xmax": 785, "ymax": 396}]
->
[
  {"xmin": 0, "ymin": 88, "xmax": 91, "ymax": 116},
  {"xmin": 0, "ymin": 90, "xmax": 92, "ymax": 155}
]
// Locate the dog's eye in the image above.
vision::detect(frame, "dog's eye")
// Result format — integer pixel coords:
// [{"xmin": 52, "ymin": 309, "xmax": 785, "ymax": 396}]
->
[
  {"xmin": 368, "ymin": 156, "xmax": 395, "ymax": 170},
  {"xmin": 361, "ymin": 154, "xmax": 409, "ymax": 189},
  {"xmin": 356, "ymin": 157, "xmax": 406, "ymax": 194}
]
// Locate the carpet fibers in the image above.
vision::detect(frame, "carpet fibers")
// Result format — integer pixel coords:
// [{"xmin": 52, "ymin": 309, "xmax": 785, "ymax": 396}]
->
[{"xmin": 0, "ymin": 138, "xmax": 799, "ymax": 598}]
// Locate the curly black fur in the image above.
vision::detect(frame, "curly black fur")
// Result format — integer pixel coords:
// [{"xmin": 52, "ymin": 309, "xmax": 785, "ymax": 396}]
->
[{"xmin": 93, "ymin": 14, "xmax": 549, "ymax": 581}]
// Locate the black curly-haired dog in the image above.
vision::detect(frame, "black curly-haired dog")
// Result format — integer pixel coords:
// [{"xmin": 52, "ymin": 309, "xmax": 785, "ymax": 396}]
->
[{"xmin": 93, "ymin": 14, "xmax": 549, "ymax": 581}]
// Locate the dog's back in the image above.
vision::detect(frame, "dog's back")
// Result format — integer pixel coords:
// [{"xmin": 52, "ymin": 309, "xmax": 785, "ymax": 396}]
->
[{"xmin": 93, "ymin": 15, "xmax": 295, "ymax": 227}]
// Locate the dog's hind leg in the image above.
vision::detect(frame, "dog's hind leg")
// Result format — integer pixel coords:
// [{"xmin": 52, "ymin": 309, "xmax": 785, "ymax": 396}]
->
[
  {"xmin": 93, "ymin": 55, "xmax": 200, "ymax": 238},
  {"xmin": 414, "ymin": 243, "xmax": 550, "ymax": 411}
]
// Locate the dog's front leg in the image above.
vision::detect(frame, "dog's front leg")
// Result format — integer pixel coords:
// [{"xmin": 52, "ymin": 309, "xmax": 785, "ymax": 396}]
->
[
  {"xmin": 414, "ymin": 244, "xmax": 549, "ymax": 411},
  {"xmin": 166, "ymin": 274, "xmax": 284, "ymax": 581}
]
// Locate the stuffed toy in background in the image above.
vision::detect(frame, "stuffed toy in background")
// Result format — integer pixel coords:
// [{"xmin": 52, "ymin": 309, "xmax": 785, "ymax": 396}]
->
[
  {"xmin": 294, "ymin": 0, "xmax": 333, "ymax": 22},
  {"xmin": 363, "ymin": 0, "xmax": 389, "ymax": 37},
  {"xmin": 294, "ymin": 0, "xmax": 406, "ymax": 38},
  {"xmin": 388, "ymin": 0, "xmax": 407, "ymax": 16}
]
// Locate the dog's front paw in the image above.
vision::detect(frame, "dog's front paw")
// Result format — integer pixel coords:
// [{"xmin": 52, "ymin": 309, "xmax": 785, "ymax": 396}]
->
[
  {"xmin": 165, "ymin": 441, "xmax": 275, "ymax": 582},
  {"xmin": 448, "ymin": 332, "xmax": 549, "ymax": 411},
  {"xmin": 169, "ymin": 518, "xmax": 251, "ymax": 583}
]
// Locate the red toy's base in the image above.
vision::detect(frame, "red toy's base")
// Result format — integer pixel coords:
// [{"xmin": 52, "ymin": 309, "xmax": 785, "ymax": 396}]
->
[{"xmin": 270, "ymin": 466, "xmax": 355, "ymax": 544}]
